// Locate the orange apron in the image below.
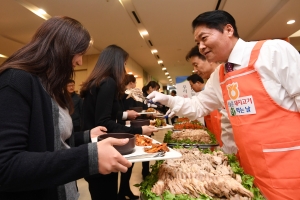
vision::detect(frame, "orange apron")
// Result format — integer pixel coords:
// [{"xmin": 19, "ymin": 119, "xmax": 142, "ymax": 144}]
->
[
  {"xmin": 219, "ymin": 40, "xmax": 300, "ymax": 199},
  {"xmin": 204, "ymin": 110, "xmax": 223, "ymax": 146}
]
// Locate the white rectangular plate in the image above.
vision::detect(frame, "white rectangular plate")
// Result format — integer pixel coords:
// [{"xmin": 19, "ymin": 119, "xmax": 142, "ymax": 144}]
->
[
  {"xmin": 125, "ymin": 124, "xmax": 174, "ymax": 130},
  {"xmin": 91, "ymin": 136, "xmax": 182, "ymax": 163},
  {"xmin": 155, "ymin": 124, "xmax": 174, "ymax": 130},
  {"xmin": 123, "ymin": 136, "xmax": 182, "ymax": 163},
  {"xmin": 138, "ymin": 111, "xmax": 156, "ymax": 114}
]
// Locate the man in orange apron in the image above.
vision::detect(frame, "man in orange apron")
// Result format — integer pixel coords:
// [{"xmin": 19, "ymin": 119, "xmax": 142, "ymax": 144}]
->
[
  {"xmin": 147, "ymin": 10, "xmax": 300, "ymax": 199},
  {"xmin": 186, "ymin": 46, "xmax": 235, "ymax": 151}
]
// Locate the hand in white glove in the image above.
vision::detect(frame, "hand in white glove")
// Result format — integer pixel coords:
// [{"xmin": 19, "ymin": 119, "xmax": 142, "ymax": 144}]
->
[
  {"xmin": 146, "ymin": 91, "xmax": 170, "ymax": 105},
  {"xmin": 165, "ymin": 109, "xmax": 176, "ymax": 118},
  {"xmin": 147, "ymin": 103, "xmax": 157, "ymax": 108}
]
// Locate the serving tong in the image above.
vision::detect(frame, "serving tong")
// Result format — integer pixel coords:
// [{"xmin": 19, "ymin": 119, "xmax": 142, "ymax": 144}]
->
[{"xmin": 125, "ymin": 151, "xmax": 165, "ymax": 160}]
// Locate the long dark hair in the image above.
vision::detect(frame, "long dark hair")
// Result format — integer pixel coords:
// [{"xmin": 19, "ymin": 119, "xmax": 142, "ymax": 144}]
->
[
  {"xmin": 0, "ymin": 16, "xmax": 91, "ymax": 109},
  {"xmin": 80, "ymin": 44, "xmax": 128, "ymax": 98}
]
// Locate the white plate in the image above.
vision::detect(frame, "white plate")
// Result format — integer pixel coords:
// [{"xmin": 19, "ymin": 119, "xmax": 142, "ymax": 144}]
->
[
  {"xmin": 125, "ymin": 124, "xmax": 173, "ymax": 130},
  {"xmin": 154, "ymin": 124, "xmax": 174, "ymax": 130},
  {"xmin": 138, "ymin": 111, "xmax": 156, "ymax": 114},
  {"xmin": 123, "ymin": 137, "xmax": 182, "ymax": 163}
]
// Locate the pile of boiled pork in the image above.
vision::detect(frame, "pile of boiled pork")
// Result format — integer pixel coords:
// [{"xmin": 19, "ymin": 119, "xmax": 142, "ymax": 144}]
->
[
  {"xmin": 171, "ymin": 129, "xmax": 212, "ymax": 144},
  {"xmin": 151, "ymin": 149, "xmax": 253, "ymax": 200}
]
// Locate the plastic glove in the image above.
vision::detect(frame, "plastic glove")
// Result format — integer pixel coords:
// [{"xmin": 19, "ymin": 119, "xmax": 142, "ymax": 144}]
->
[
  {"xmin": 165, "ymin": 109, "xmax": 176, "ymax": 118},
  {"xmin": 147, "ymin": 103, "xmax": 157, "ymax": 108},
  {"xmin": 146, "ymin": 91, "xmax": 170, "ymax": 105}
]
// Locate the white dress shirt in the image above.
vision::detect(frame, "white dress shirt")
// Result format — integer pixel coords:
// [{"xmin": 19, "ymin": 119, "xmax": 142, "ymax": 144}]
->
[{"xmin": 168, "ymin": 38, "xmax": 300, "ymax": 120}]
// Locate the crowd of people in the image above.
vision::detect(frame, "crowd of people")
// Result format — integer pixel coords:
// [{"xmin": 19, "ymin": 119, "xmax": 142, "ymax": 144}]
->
[{"xmin": 1, "ymin": 8, "xmax": 300, "ymax": 200}]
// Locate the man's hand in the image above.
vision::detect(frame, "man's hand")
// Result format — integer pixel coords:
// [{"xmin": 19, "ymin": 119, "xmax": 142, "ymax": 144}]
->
[
  {"xmin": 126, "ymin": 110, "xmax": 140, "ymax": 120},
  {"xmin": 97, "ymin": 138, "xmax": 132, "ymax": 174},
  {"xmin": 146, "ymin": 91, "xmax": 170, "ymax": 105},
  {"xmin": 90, "ymin": 126, "xmax": 107, "ymax": 138}
]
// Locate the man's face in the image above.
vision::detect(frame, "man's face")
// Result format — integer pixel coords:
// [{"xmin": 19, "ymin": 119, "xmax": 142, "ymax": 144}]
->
[
  {"xmin": 189, "ymin": 80, "xmax": 204, "ymax": 93},
  {"xmin": 194, "ymin": 24, "xmax": 233, "ymax": 63},
  {"xmin": 189, "ymin": 56, "xmax": 213, "ymax": 79},
  {"xmin": 67, "ymin": 82, "xmax": 75, "ymax": 93}
]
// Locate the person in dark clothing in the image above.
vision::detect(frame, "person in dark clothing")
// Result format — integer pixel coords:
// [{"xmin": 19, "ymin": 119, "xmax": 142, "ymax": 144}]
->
[
  {"xmin": 170, "ymin": 90, "xmax": 176, "ymax": 96},
  {"xmin": 0, "ymin": 16, "xmax": 132, "ymax": 200},
  {"xmin": 66, "ymin": 79, "xmax": 83, "ymax": 132},
  {"xmin": 80, "ymin": 45, "xmax": 156, "ymax": 200},
  {"xmin": 141, "ymin": 81, "xmax": 163, "ymax": 179},
  {"xmin": 118, "ymin": 74, "xmax": 144, "ymax": 200}
]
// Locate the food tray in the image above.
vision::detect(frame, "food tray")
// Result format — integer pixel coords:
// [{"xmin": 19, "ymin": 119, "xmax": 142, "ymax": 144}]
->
[
  {"xmin": 123, "ymin": 136, "xmax": 182, "ymax": 163},
  {"xmin": 91, "ymin": 136, "xmax": 182, "ymax": 163}
]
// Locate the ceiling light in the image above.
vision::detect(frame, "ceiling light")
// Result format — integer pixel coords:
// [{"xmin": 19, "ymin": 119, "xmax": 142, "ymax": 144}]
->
[
  {"xmin": 0, "ymin": 54, "xmax": 7, "ymax": 58},
  {"xmin": 128, "ymin": 72, "xmax": 133, "ymax": 74},
  {"xmin": 169, "ymin": 79, "xmax": 172, "ymax": 81},
  {"xmin": 287, "ymin": 20, "xmax": 295, "ymax": 25},
  {"xmin": 157, "ymin": 60, "xmax": 163, "ymax": 64},
  {"xmin": 167, "ymin": 76, "xmax": 171, "ymax": 78},
  {"xmin": 134, "ymin": 75, "xmax": 138, "ymax": 77},
  {"xmin": 162, "ymin": 67, "xmax": 166, "ymax": 70},
  {"xmin": 37, "ymin": 9, "xmax": 46, "ymax": 15},
  {"xmin": 165, "ymin": 72, "xmax": 169, "ymax": 75},
  {"xmin": 140, "ymin": 30, "xmax": 148, "ymax": 36},
  {"xmin": 151, "ymin": 49, "xmax": 158, "ymax": 54}
]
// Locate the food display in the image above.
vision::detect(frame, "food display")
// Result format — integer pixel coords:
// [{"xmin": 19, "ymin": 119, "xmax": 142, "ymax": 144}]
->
[
  {"xmin": 138, "ymin": 149, "xmax": 265, "ymax": 200},
  {"xmin": 174, "ymin": 120, "xmax": 204, "ymax": 130},
  {"xmin": 164, "ymin": 130, "xmax": 217, "ymax": 145},
  {"xmin": 176, "ymin": 117, "xmax": 190, "ymax": 122}
]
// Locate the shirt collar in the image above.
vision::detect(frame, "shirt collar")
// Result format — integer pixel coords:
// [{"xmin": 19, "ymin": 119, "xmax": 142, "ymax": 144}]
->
[{"xmin": 227, "ymin": 38, "xmax": 246, "ymax": 66}]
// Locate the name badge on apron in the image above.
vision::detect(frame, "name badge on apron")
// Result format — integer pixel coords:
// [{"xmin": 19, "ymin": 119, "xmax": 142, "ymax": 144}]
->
[{"xmin": 226, "ymin": 82, "xmax": 256, "ymax": 116}]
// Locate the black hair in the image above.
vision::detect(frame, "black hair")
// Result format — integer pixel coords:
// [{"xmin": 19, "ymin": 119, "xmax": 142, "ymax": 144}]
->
[
  {"xmin": 187, "ymin": 74, "xmax": 204, "ymax": 84},
  {"xmin": 171, "ymin": 90, "xmax": 176, "ymax": 95},
  {"xmin": 186, "ymin": 45, "xmax": 206, "ymax": 61},
  {"xmin": 80, "ymin": 44, "xmax": 128, "ymax": 99},
  {"xmin": 192, "ymin": 10, "xmax": 239, "ymax": 38},
  {"xmin": 67, "ymin": 79, "xmax": 75, "ymax": 84},
  {"xmin": 142, "ymin": 81, "xmax": 160, "ymax": 95},
  {"xmin": 123, "ymin": 74, "xmax": 136, "ymax": 86}
]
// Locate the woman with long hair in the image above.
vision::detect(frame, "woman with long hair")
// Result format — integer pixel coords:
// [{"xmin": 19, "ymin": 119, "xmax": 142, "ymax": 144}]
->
[
  {"xmin": 0, "ymin": 16, "xmax": 131, "ymax": 200},
  {"xmin": 80, "ymin": 45, "xmax": 156, "ymax": 199}
]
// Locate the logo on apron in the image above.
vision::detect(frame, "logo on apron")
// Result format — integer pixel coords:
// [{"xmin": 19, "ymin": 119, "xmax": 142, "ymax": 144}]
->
[{"xmin": 226, "ymin": 82, "xmax": 256, "ymax": 116}]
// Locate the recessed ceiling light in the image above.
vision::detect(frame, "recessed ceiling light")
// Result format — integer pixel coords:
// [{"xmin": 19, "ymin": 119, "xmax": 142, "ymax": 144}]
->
[
  {"xmin": 167, "ymin": 76, "xmax": 171, "ymax": 78},
  {"xmin": 287, "ymin": 20, "xmax": 295, "ymax": 24},
  {"xmin": 169, "ymin": 79, "xmax": 172, "ymax": 81},
  {"xmin": 151, "ymin": 49, "xmax": 157, "ymax": 54},
  {"xmin": 157, "ymin": 60, "xmax": 163, "ymax": 64},
  {"xmin": 165, "ymin": 72, "xmax": 169, "ymax": 75},
  {"xmin": 0, "ymin": 54, "xmax": 7, "ymax": 58},
  {"xmin": 37, "ymin": 9, "xmax": 46, "ymax": 15},
  {"xmin": 140, "ymin": 30, "xmax": 148, "ymax": 36},
  {"xmin": 162, "ymin": 67, "xmax": 166, "ymax": 70},
  {"xmin": 134, "ymin": 75, "xmax": 138, "ymax": 77},
  {"xmin": 128, "ymin": 72, "xmax": 133, "ymax": 74}
]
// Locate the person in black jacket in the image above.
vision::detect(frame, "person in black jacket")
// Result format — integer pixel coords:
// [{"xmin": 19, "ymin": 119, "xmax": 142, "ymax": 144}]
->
[
  {"xmin": 80, "ymin": 45, "xmax": 156, "ymax": 200},
  {"xmin": 118, "ymin": 74, "xmax": 144, "ymax": 200},
  {"xmin": 0, "ymin": 16, "xmax": 132, "ymax": 200},
  {"xmin": 66, "ymin": 79, "xmax": 83, "ymax": 132}
]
